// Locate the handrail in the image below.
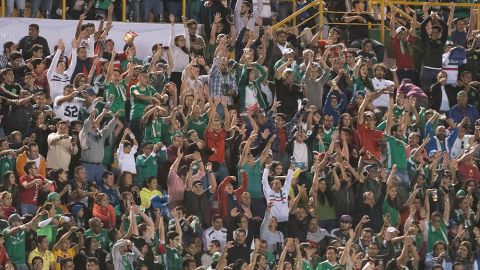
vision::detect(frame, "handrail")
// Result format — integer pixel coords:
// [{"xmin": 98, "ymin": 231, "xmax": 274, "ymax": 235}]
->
[
  {"xmin": 62, "ymin": 0, "xmax": 66, "ymax": 19},
  {"xmin": 122, "ymin": 0, "xmax": 127, "ymax": 21},
  {"xmin": 1, "ymin": 0, "xmax": 4, "ymax": 17},
  {"xmin": 272, "ymin": 0, "xmax": 322, "ymax": 30}
]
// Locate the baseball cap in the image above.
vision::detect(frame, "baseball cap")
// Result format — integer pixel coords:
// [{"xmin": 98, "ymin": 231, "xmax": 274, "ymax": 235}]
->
[
  {"xmin": 364, "ymin": 111, "xmax": 375, "ymax": 118},
  {"xmin": 47, "ymin": 192, "xmax": 60, "ymax": 202},
  {"xmin": 445, "ymin": 40, "xmax": 454, "ymax": 46},
  {"xmin": 340, "ymin": 215, "xmax": 353, "ymax": 224},
  {"xmin": 386, "ymin": 227, "xmax": 399, "ymax": 234},
  {"xmin": 364, "ymin": 164, "xmax": 379, "ymax": 172},
  {"xmin": 282, "ymin": 48, "xmax": 294, "ymax": 55},
  {"xmin": 150, "ymin": 195, "xmax": 163, "ymax": 209},
  {"xmin": 8, "ymin": 214, "xmax": 24, "ymax": 226},
  {"xmin": 192, "ymin": 180, "xmax": 203, "ymax": 187},
  {"xmin": 396, "ymin": 26, "xmax": 407, "ymax": 34},
  {"xmin": 457, "ymin": 90, "xmax": 467, "ymax": 97}
]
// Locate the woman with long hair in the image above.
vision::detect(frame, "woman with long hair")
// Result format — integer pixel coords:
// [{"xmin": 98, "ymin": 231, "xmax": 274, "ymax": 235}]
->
[
  {"xmin": 118, "ymin": 171, "xmax": 141, "ymax": 204},
  {"xmin": 73, "ymin": 236, "xmax": 108, "ymax": 270},
  {"xmin": 92, "ymin": 193, "xmax": 116, "ymax": 229},
  {"xmin": 0, "ymin": 171, "xmax": 19, "ymax": 208},
  {"xmin": 139, "ymin": 176, "xmax": 164, "ymax": 209},
  {"xmin": 168, "ymin": 14, "xmax": 190, "ymax": 95},
  {"xmin": 50, "ymin": 169, "xmax": 69, "ymax": 205},
  {"xmin": 311, "ymin": 170, "xmax": 337, "ymax": 232}
]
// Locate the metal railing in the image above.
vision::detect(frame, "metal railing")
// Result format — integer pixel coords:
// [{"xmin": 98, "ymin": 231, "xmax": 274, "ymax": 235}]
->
[
  {"xmin": 272, "ymin": 0, "xmax": 480, "ymax": 43},
  {"xmin": 0, "ymin": 0, "xmax": 187, "ymax": 20}
]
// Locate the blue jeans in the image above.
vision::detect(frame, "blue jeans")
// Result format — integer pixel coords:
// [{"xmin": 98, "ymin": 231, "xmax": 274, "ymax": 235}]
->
[
  {"xmin": 30, "ymin": 0, "xmax": 52, "ymax": 18},
  {"xmin": 143, "ymin": 0, "xmax": 163, "ymax": 22},
  {"xmin": 20, "ymin": 203, "xmax": 37, "ymax": 216},
  {"xmin": 82, "ymin": 162, "xmax": 105, "ymax": 186},
  {"xmin": 250, "ymin": 198, "xmax": 266, "ymax": 219},
  {"xmin": 128, "ymin": 0, "xmax": 141, "ymax": 22},
  {"xmin": 186, "ymin": 0, "xmax": 201, "ymax": 22},
  {"xmin": 397, "ymin": 169, "xmax": 410, "ymax": 194},
  {"xmin": 6, "ymin": 0, "xmax": 25, "ymax": 16},
  {"xmin": 276, "ymin": 2, "xmax": 293, "ymax": 20},
  {"xmin": 421, "ymin": 66, "xmax": 440, "ymax": 93},
  {"xmin": 166, "ymin": 1, "xmax": 182, "ymax": 18},
  {"xmin": 213, "ymin": 163, "xmax": 229, "ymax": 185}
]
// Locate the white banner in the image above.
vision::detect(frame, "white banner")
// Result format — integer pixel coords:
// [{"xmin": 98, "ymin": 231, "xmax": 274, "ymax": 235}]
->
[{"xmin": 0, "ymin": 17, "xmax": 189, "ymax": 59}]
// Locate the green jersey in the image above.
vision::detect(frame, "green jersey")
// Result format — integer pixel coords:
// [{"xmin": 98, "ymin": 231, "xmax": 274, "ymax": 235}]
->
[
  {"xmin": 135, "ymin": 151, "xmax": 167, "ymax": 186},
  {"xmin": 240, "ymin": 159, "xmax": 263, "ymax": 199},
  {"xmin": 143, "ymin": 118, "xmax": 167, "ymax": 144},
  {"xmin": 165, "ymin": 246, "xmax": 183, "ymax": 270},
  {"xmin": 385, "ymin": 135, "xmax": 407, "ymax": 170},
  {"xmin": 0, "ymin": 156, "xmax": 15, "ymax": 179},
  {"xmin": 105, "ymin": 81, "xmax": 127, "ymax": 117},
  {"xmin": 130, "ymin": 84, "xmax": 156, "ymax": 120},
  {"xmin": 3, "ymin": 228, "xmax": 26, "ymax": 265},
  {"xmin": 84, "ymin": 228, "xmax": 111, "ymax": 251},
  {"xmin": 316, "ymin": 261, "xmax": 344, "ymax": 270},
  {"xmin": 187, "ymin": 113, "xmax": 209, "ymax": 140}
]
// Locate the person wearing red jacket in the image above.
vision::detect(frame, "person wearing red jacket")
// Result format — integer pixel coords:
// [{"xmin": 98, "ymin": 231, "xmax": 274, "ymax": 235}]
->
[
  {"xmin": 217, "ymin": 171, "xmax": 248, "ymax": 220},
  {"xmin": 92, "ymin": 193, "xmax": 116, "ymax": 229}
]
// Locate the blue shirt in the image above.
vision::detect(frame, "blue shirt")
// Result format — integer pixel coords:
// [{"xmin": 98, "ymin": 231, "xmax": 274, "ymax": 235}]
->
[
  {"xmin": 323, "ymin": 91, "xmax": 346, "ymax": 126},
  {"xmin": 448, "ymin": 104, "xmax": 479, "ymax": 129},
  {"xmin": 425, "ymin": 122, "xmax": 459, "ymax": 155}
]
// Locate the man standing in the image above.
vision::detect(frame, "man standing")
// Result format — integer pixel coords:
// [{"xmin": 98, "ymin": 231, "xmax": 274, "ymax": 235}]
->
[
  {"xmin": 16, "ymin": 142, "xmax": 47, "ymax": 177},
  {"xmin": 79, "ymin": 109, "xmax": 118, "ymax": 186},
  {"xmin": 47, "ymin": 39, "xmax": 78, "ymax": 102},
  {"xmin": 46, "ymin": 121, "xmax": 78, "ymax": 172},
  {"xmin": 3, "ymin": 211, "xmax": 45, "ymax": 270},
  {"xmin": 17, "ymin": 24, "xmax": 50, "ymax": 59},
  {"xmin": 19, "ymin": 161, "xmax": 52, "ymax": 215}
]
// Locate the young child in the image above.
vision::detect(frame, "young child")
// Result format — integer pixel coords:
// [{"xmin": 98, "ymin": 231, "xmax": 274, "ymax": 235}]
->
[
  {"xmin": 70, "ymin": 202, "xmax": 86, "ymax": 228},
  {"xmin": 117, "ymin": 128, "xmax": 139, "ymax": 174}
]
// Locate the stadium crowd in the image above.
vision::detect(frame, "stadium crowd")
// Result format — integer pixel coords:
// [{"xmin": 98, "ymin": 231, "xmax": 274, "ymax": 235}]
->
[{"xmin": 1, "ymin": 0, "xmax": 480, "ymax": 269}]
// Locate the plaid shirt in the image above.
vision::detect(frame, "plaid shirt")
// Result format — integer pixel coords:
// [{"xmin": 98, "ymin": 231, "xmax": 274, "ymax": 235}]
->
[
  {"xmin": 208, "ymin": 56, "xmax": 238, "ymax": 105},
  {"xmin": 0, "ymin": 53, "xmax": 8, "ymax": 69}
]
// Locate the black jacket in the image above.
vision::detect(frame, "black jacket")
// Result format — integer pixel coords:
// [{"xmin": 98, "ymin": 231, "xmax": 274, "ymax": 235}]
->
[
  {"xmin": 421, "ymin": 17, "xmax": 448, "ymax": 68},
  {"xmin": 427, "ymin": 82, "xmax": 458, "ymax": 112}
]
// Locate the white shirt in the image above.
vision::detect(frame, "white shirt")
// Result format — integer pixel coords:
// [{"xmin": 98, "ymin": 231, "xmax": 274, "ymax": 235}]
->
[
  {"xmin": 203, "ymin": 227, "xmax": 227, "ymax": 251},
  {"xmin": 245, "ymin": 84, "xmax": 258, "ymax": 107},
  {"xmin": 372, "ymin": 77, "xmax": 394, "ymax": 108},
  {"xmin": 450, "ymin": 135, "xmax": 474, "ymax": 159},
  {"xmin": 47, "ymin": 49, "xmax": 77, "ymax": 102},
  {"xmin": 439, "ymin": 85, "xmax": 450, "ymax": 112},
  {"xmin": 53, "ymin": 96, "xmax": 84, "ymax": 122},
  {"xmin": 442, "ymin": 52, "xmax": 459, "ymax": 86},
  {"xmin": 80, "ymin": 34, "xmax": 96, "ymax": 58},
  {"xmin": 293, "ymin": 141, "xmax": 308, "ymax": 168},
  {"xmin": 117, "ymin": 143, "xmax": 138, "ymax": 174},
  {"xmin": 262, "ymin": 168, "xmax": 293, "ymax": 222}
]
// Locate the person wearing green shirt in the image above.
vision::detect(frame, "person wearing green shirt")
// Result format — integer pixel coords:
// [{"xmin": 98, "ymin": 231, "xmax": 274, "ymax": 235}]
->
[
  {"xmin": 424, "ymin": 189, "xmax": 451, "ymax": 253},
  {"xmin": 316, "ymin": 246, "xmax": 345, "ymax": 270},
  {"xmin": 141, "ymin": 105, "xmax": 175, "ymax": 144},
  {"xmin": 104, "ymin": 50, "xmax": 134, "ymax": 121},
  {"xmin": 3, "ymin": 211, "xmax": 44, "ymax": 269},
  {"xmin": 238, "ymin": 131, "xmax": 273, "ymax": 218},
  {"xmin": 237, "ymin": 62, "xmax": 268, "ymax": 112},
  {"xmin": 135, "ymin": 142, "xmax": 167, "ymax": 187},
  {"xmin": 165, "ymin": 230, "xmax": 183, "ymax": 270},
  {"xmin": 187, "ymin": 104, "xmax": 210, "ymax": 140},
  {"xmin": 84, "ymin": 217, "xmax": 111, "ymax": 251},
  {"xmin": 129, "ymin": 71, "xmax": 162, "ymax": 143},
  {"xmin": 0, "ymin": 139, "xmax": 16, "ymax": 178}
]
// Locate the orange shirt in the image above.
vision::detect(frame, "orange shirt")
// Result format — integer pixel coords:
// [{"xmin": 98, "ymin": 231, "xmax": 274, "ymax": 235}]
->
[{"xmin": 357, "ymin": 123, "xmax": 384, "ymax": 160}]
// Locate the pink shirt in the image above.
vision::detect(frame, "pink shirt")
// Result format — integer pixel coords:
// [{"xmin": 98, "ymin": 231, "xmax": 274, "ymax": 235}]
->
[{"xmin": 167, "ymin": 167, "xmax": 205, "ymax": 209}]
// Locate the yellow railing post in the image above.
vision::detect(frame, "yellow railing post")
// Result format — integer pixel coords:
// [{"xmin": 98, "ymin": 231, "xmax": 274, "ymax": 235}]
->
[
  {"xmin": 319, "ymin": 0, "xmax": 323, "ymax": 26},
  {"xmin": 272, "ymin": 0, "xmax": 321, "ymax": 30},
  {"xmin": 1, "ymin": 0, "xmax": 4, "ymax": 17},
  {"xmin": 477, "ymin": 7, "xmax": 480, "ymax": 32},
  {"xmin": 62, "ymin": 0, "xmax": 66, "ymax": 19},
  {"xmin": 122, "ymin": 0, "xmax": 126, "ymax": 21},
  {"xmin": 182, "ymin": 0, "xmax": 186, "ymax": 17},
  {"xmin": 380, "ymin": 0, "xmax": 385, "ymax": 43},
  {"xmin": 292, "ymin": 0, "xmax": 297, "ymax": 27}
]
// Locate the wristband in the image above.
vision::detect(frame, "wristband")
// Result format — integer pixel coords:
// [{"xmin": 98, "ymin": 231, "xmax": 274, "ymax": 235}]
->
[{"xmin": 129, "ymin": 133, "xmax": 135, "ymax": 139}]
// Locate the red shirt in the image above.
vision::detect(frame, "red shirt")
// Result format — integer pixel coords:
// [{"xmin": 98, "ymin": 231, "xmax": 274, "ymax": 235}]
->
[
  {"xmin": 459, "ymin": 163, "xmax": 480, "ymax": 181},
  {"xmin": 357, "ymin": 123, "xmax": 384, "ymax": 160},
  {"xmin": 391, "ymin": 36, "xmax": 415, "ymax": 69},
  {"xmin": 205, "ymin": 129, "xmax": 227, "ymax": 163},
  {"xmin": 19, "ymin": 174, "xmax": 45, "ymax": 205}
]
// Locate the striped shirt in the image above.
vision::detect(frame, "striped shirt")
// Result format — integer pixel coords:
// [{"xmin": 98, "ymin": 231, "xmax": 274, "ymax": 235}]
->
[{"xmin": 47, "ymin": 49, "xmax": 77, "ymax": 102}]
